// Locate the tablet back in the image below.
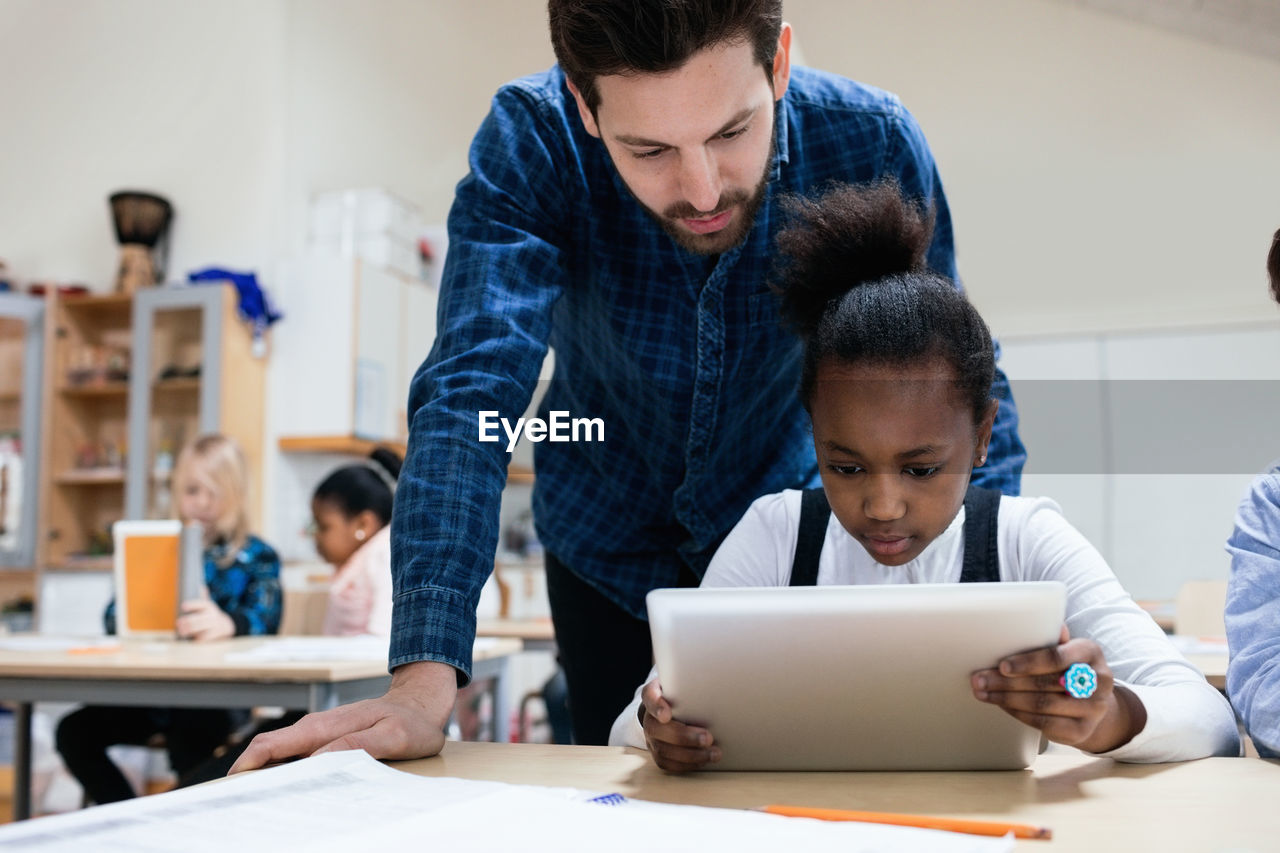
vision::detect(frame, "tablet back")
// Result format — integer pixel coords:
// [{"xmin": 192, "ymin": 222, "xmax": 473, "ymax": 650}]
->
[
  {"xmin": 647, "ymin": 581, "xmax": 1066, "ymax": 771},
  {"xmin": 112, "ymin": 519, "xmax": 182, "ymax": 637}
]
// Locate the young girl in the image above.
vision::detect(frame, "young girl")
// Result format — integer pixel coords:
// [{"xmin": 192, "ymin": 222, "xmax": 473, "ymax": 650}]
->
[
  {"xmin": 310, "ymin": 446, "xmax": 400, "ymax": 637},
  {"xmin": 610, "ymin": 180, "xmax": 1240, "ymax": 770},
  {"xmin": 177, "ymin": 447, "xmax": 401, "ymax": 786},
  {"xmin": 56, "ymin": 434, "xmax": 282, "ymax": 803}
]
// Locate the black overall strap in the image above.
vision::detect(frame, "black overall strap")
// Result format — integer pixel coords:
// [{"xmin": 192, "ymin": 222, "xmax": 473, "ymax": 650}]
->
[
  {"xmin": 789, "ymin": 488, "xmax": 831, "ymax": 586},
  {"xmin": 960, "ymin": 484, "xmax": 1002, "ymax": 583}
]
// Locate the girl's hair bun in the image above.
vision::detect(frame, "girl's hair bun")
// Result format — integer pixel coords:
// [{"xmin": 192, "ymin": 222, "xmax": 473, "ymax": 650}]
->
[{"xmin": 775, "ymin": 177, "xmax": 933, "ymax": 338}]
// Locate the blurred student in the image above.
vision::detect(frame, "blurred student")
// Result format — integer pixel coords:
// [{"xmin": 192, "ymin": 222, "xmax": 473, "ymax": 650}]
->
[
  {"xmin": 180, "ymin": 448, "xmax": 401, "ymax": 785},
  {"xmin": 611, "ymin": 181, "xmax": 1240, "ymax": 770},
  {"xmin": 1225, "ymin": 227, "xmax": 1280, "ymax": 758},
  {"xmin": 56, "ymin": 434, "xmax": 281, "ymax": 803},
  {"xmin": 311, "ymin": 447, "xmax": 401, "ymax": 638}
]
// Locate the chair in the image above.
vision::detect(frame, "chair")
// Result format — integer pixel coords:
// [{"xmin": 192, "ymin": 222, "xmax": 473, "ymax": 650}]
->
[{"xmin": 1174, "ymin": 580, "xmax": 1228, "ymax": 637}]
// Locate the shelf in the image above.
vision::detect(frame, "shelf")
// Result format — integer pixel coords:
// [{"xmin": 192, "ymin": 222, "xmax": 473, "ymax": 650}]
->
[
  {"xmin": 279, "ymin": 435, "xmax": 407, "ymax": 458},
  {"xmin": 59, "ymin": 292, "xmax": 132, "ymax": 312},
  {"xmin": 506, "ymin": 465, "xmax": 534, "ymax": 486},
  {"xmin": 59, "ymin": 381, "xmax": 129, "ymax": 398},
  {"xmin": 55, "ymin": 468, "xmax": 126, "ymax": 485},
  {"xmin": 278, "ymin": 435, "xmax": 534, "ymax": 485},
  {"xmin": 152, "ymin": 377, "xmax": 201, "ymax": 393},
  {"xmin": 46, "ymin": 557, "xmax": 114, "ymax": 572}
]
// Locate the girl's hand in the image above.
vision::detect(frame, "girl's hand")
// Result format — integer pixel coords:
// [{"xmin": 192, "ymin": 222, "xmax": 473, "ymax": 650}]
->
[
  {"xmin": 640, "ymin": 677, "xmax": 721, "ymax": 773},
  {"xmin": 970, "ymin": 625, "xmax": 1147, "ymax": 754},
  {"xmin": 177, "ymin": 598, "xmax": 235, "ymax": 641}
]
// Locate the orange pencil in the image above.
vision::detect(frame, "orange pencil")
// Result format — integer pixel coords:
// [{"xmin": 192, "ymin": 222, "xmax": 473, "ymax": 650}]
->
[
  {"xmin": 67, "ymin": 645, "xmax": 121, "ymax": 655},
  {"xmin": 760, "ymin": 805, "xmax": 1052, "ymax": 840}
]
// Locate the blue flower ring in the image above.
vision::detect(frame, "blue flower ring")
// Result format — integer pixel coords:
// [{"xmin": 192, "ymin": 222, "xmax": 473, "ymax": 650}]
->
[{"xmin": 1060, "ymin": 662, "xmax": 1098, "ymax": 699}]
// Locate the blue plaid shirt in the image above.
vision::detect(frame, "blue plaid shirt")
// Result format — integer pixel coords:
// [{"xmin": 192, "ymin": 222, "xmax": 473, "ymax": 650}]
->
[
  {"xmin": 392, "ymin": 66, "xmax": 1026, "ymax": 682},
  {"xmin": 105, "ymin": 534, "xmax": 282, "ymax": 636}
]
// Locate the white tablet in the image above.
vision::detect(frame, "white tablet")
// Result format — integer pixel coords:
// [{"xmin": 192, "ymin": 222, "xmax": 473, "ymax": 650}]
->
[{"xmin": 647, "ymin": 581, "xmax": 1066, "ymax": 771}]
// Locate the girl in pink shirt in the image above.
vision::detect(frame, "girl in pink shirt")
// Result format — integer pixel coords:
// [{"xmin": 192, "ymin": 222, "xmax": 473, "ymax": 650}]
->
[{"xmin": 311, "ymin": 448, "xmax": 400, "ymax": 637}]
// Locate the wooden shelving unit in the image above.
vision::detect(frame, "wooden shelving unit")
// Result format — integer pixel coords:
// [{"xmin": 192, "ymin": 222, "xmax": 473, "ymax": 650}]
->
[
  {"xmin": 0, "ymin": 293, "xmax": 45, "ymax": 587},
  {"xmin": 39, "ymin": 291, "xmax": 133, "ymax": 570},
  {"xmin": 37, "ymin": 285, "xmax": 267, "ymax": 578},
  {"xmin": 277, "ymin": 435, "xmax": 534, "ymax": 485},
  {"xmin": 58, "ymin": 382, "xmax": 130, "ymax": 398}
]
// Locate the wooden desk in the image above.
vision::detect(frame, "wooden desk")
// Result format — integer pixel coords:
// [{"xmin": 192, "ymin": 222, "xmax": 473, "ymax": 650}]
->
[
  {"xmin": 0, "ymin": 636, "xmax": 521, "ymax": 820},
  {"xmin": 475, "ymin": 618, "xmax": 556, "ymax": 652},
  {"xmin": 395, "ymin": 741, "xmax": 1280, "ymax": 851}
]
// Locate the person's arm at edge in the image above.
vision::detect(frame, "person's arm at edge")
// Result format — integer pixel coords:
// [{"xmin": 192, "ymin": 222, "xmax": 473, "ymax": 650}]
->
[{"xmin": 1226, "ymin": 471, "xmax": 1280, "ymax": 758}]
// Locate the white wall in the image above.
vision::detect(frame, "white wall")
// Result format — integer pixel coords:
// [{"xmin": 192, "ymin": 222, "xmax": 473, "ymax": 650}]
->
[
  {"xmin": 5, "ymin": 0, "xmax": 1275, "ymax": 323},
  {"xmin": 0, "ymin": 0, "xmax": 289, "ymax": 285},
  {"xmin": 785, "ymin": 0, "xmax": 1280, "ymax": 337}
]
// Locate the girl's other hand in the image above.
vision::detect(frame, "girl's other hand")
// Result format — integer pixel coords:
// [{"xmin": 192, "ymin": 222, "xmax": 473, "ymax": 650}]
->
[
  {"xmin": 970, "ymin": 624, "xmax": 1147, "ymax": 754},
  {"xmin": 640, "ymin": 677, "xmax": 721, "ymax": 773},
  {"xmin": 177, "ymin": 598, "xmax": 235, "ymax": 641}
]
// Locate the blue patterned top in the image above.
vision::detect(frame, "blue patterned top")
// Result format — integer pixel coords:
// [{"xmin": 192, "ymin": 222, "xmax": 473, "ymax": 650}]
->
[
  {"xmin": 391, "ymin": 65, "xmax": 1026, "ymax": 682},
  {"xmin": 105, "ymin": 534, "xmax": 282, "ymax": 636},
  {"xmin": 1226, "ymin": 461, "xmax": 1280, "ymax": 758}
]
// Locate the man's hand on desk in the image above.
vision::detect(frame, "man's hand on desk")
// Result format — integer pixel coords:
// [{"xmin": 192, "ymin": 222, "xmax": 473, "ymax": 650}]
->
[{"xmin": 228, "ymin": 660, "xmax": 458, "ymax": 773}]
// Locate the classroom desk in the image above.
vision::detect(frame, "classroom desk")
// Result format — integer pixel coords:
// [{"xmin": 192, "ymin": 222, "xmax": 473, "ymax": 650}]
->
[
  {"xmin": 0, "ymin": 635, "xmax": 522, "ymax": 821},
  {"xmin": 475, "ymin": 617, "xmax": 556, "ymax": 652},
  {"xmin": 395, "ymin": 740, "xmax": 1280, "ymax": 851}
]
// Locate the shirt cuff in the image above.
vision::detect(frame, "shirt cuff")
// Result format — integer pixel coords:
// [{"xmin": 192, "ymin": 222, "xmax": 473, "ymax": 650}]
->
[
  {"xmin": 608, "ymin": 670, "xmax": 653, "ymax": 749},
  {"xmin": 1091, "ymin": 680, "xmax": 1241, "ymax": 762},
  {"xmin": 389, "ymin": 584, "xmax": 479, "ymax": 687}
]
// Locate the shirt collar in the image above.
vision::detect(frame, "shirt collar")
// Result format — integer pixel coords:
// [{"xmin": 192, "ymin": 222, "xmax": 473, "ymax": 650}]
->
[{"xmin": 770, "ymin": 92, "xmax": 791, "ymax": 183}]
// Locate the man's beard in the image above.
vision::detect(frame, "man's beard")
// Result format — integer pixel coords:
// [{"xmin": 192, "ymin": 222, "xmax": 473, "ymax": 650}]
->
[{"xmin": 630, "ymin": 126, "xmax": 776, "ymax": 256}]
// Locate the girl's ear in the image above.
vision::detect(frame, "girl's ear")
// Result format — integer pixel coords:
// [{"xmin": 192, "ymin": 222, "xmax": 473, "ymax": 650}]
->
[
  {"xmin": 354, "ymin": 509, "xmax": 381, "ymax": 541},
  {"xmin": 973, "ymin": 399, "xmax": 999, "ymax": 466}
]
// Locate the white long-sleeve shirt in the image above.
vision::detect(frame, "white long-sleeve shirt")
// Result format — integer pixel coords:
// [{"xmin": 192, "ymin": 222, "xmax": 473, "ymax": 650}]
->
[{"xmin": 611, "ymin": 491, "xmax": 1240, "ymax": 763}]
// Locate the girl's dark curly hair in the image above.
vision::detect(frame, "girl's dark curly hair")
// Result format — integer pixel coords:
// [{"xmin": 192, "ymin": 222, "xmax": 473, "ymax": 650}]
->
[{"xmin": 774, "ymin": 178, "xmax": 994, "ymax": 424}]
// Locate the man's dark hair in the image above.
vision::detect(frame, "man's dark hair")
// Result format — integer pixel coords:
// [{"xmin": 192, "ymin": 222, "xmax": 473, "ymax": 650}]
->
[
  {"xmin": 773, "ymin": 179, "xmax": 995, "ymax": 426},
  {"xmin": 548, "ymin": 0, "xmax": 783, "ymax": 114}
]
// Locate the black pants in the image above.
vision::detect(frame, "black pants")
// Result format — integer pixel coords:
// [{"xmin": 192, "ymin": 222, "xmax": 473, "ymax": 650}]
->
[
  {"xmin": 56, "ymin": 705, "xmax": 239, "ymax": 804},
  {"xmin": 544, "ymin": 552, "xmax": 697, "ymax": 746},
  {"xmin": 178, "ymin": 711, "xmax": 304, "ymax": 788}
]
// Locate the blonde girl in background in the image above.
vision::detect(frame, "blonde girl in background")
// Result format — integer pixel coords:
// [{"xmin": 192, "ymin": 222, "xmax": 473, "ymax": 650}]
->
[{"xmin": 56, "ymin": 434, "xmax": 281, "ymax": 804}]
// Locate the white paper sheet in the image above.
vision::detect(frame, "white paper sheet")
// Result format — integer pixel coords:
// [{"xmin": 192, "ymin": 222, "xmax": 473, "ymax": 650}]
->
[
  {"xmin": 221, "ymin": 635, "xmax": 391, "ymax": 662},
  {"xmin": 0, "ymin": 636, "xmax": 119, "ymax": 653},
  {"xmin": 0, "ymin": 750, "xmax": 1013, "ymax": 853},
  {"xmin": 221, "ymin": 636, "xmax": 502, "ymax": 662}
]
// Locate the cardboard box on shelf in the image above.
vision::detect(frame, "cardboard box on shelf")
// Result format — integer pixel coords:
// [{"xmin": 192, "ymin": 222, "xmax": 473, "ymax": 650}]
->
[{"xmin": 309, "ymin": 187, "xmax": 423, "ymax": 245}]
